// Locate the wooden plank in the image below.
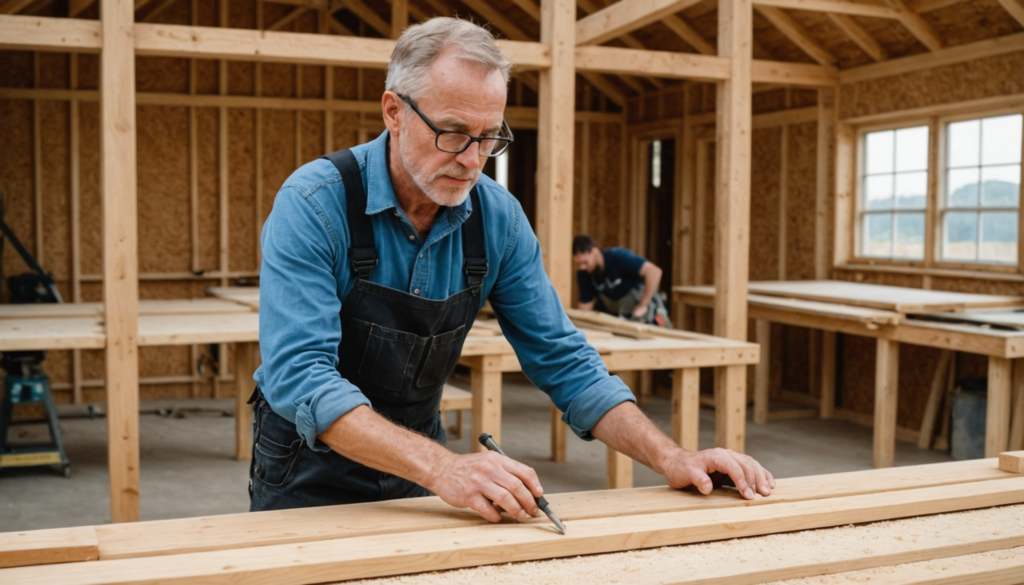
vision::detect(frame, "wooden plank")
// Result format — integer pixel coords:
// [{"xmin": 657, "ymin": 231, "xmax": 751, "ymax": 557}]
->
[
  {"xmin": 821, "ymin": 330, "xmax": 836, "ymax": 418},
  {"xmin": 100, "ymin": 0, "xmax": 140, "ymax": 525},
  {"xmin": 86, "ymin": 458, "xmax": 1016, "ymax": 561},
  {"xmin": 756, "ymin": 6, "xmax": 838, "ymax": 66},
  {"xmin": 999, "ymin": 450, "xmax": 1024, "ymax": 473},
  {"xmin": 815, "ymin": 89, "xmax": 833, "ymax": 279},
  {"xmin": 136, "ymin": 313, "xmax": 259, "ymax": 346},
  {"xmin": 575, "ymin": 0, "xmax": 703, "ymax": 46},
  {"xmin": 828, "ymin": 13, "xmax": 888, "ymax": 61},
  {"xmin": 918, "ymin": 350, "xmax": 951, "ymax": 449},
  {"xmin": 747, "ymin": 280, "xmax": 1024, "ymax": 313},
  {"xmin": 750, "ymin": 59, "xmax": 837, "ymax": 87},
  {"xmin": 0, "ymin": 14, "xmax": 101, "ymax": 52},
  {"xmin": 874, "ymin": 338, "xmax": 900, "ymax": 468},
  {"xmin": 753, "ymin": 0, "xmax": 901, "ymax": 18},
  {"xmin": 12, "ymin": 478, "xmax": 1024, "ymax": 584},
  {"xmin": 574, "ymin": 46, "xmax": 731, "ymax": 82},
  {"xmin": 234, "ymin": 342, "xmax": 255, "ymax": 461},
  {"xmin": 131, "ymin": 23, "xmax": 551, "ymax": 69},
  {"xmin": 535, "ymin": 0, "xmax": 575, "ymax": 306},
  {"xmin": 469, "ymin": 355, "xmax": 502, "ymax": 454},
  {"xmin": 0, "ymin": 303, "xmax": 101, "ymax": 319},
  {"xmin": 0, "ymin": 526, "xmax": 98, "ymax": 569},
  {"xmin": 754, "ymin": 319, "xmax": 771, "ymax": 424},
  {"xmin": 987, "ymin": 356, "xmax": 1013, "ymax": 457},
  {"xmin": 840, "ymin": 32, "xmax": 1024, "ymax": 84},
  {"xmin": 672, "ymin": 368, "xmax": 700, "ymax": 451},
  {"xmin": 1011, "ymin": 359, "xmax": 1024, "ymax": 450}
]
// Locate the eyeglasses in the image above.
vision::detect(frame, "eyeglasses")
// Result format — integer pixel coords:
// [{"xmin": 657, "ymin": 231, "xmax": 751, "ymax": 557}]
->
[{"xmin": 396, "ymin": 93, "xmax": 514, "ymax": 158}]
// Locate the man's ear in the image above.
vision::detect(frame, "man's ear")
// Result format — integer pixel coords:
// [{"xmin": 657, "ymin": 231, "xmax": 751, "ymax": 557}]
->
[{"xmin": 382, "ymin": 91, "xmax": 403, "ymax": 135}]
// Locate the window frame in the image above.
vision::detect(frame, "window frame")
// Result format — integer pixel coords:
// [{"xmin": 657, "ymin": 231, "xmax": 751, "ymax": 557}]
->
[{"xmin": 851, "ymin": 108, "xmax": 1024, "ymax": 275}]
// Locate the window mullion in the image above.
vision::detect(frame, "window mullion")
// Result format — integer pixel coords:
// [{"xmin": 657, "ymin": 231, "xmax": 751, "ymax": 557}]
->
[{"xmin": 925, "ymin": 117, "xmax": 939, "ymax": 267}]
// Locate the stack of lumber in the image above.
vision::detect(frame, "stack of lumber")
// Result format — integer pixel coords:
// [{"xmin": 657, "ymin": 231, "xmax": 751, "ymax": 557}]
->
[{"xmin": 1, "ymin": 455, "xmax": 1023, "ymax": 584}]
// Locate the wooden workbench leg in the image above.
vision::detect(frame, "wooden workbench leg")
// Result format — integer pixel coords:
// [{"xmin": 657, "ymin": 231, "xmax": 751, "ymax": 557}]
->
[
  {"xmin": 672, "ymin": 368, "xmax": 700, "ymax": 451},
  {"xmin": 606, "ymin": 447, "xmax": 633, "ymax": 489},
  {"xmin": 874, "ymin": 338, "xmax": 900, "ymax": 468},
  {"xmin": 714, "ymin": 365, "xmax": 746, "ymax": 453},
  {"xmin": 1011, "ymin": 359, "xmax": 1024, "ymax": 451},
  {"xmin": 754, "ymin": 320, "xmax": 770, "ymax": 424},
  {"xmin": 471, "ymin": 356, "xmax": 502, "ymax": 454},
  {"xmin": 986, "ymin": 356, "xmax": 1012, "ymax": 457},
  {"xmin": 550, "ymin": 405, "xmax": 566, "ymax": 462},
  {"xmin": 234, "ymin": 342, "xmax": 255, "ymax": 461},
  {"xmin": 820, "ymin": 331, "xmax": 836, "ymax": 419}
]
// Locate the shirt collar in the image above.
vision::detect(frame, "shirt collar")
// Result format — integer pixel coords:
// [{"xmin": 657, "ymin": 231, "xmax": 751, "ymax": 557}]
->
[{"xmin": 363, "ymin": 130, "xmax": 474, "ymax": 225}]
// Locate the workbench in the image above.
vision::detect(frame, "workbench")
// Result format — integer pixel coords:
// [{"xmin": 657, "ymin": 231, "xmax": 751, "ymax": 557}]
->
[
  {"xmin": 460, "ymin": 313, "xmax": 760, "ymax": 489},
  {"xmin": 674, "ymin": 281, "xmax": 1024, "ymax": 468},
  {"xmin": 2, "ymin": 453, "xmax": 1022, "ymax": 584}
]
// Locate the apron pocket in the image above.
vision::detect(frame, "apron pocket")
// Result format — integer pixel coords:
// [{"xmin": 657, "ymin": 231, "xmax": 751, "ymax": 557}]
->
[
  {"xmin": 357, "ymin": 320, "xmax": 426, "ymax": 392},
  {"xmin": 416, "ymin": 325, "xmax": 467, "ymax": 388},
  {"xmin": 253, "ymin": 435, "xmax": 302, "ymax": 488}
]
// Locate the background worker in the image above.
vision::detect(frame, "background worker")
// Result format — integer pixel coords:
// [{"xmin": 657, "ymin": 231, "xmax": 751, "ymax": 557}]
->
[{"xmin": 573, "ymin": 234, "xmax": 672, "ymax": 327}]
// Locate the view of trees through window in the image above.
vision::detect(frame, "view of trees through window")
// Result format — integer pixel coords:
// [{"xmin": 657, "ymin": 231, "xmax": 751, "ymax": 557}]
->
[{"xmin": 861, "ymin": 126, "xmax": 929, "ymax": 260}]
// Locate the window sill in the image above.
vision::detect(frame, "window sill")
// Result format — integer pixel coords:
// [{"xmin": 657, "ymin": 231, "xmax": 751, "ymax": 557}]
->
[{"xmin": 834, "ymin": 263, "xmax": 1024, "ymax": 283}]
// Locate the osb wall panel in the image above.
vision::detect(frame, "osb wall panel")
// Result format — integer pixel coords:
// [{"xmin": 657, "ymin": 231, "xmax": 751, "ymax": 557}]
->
[
  {"xmin": 784, "ymin": 122, "xmax": 817, "ymax": 281},
  {"xmin": 592, "ymin": 123, "xmax": 625, "ymax": 249},
  {"xmin": 0, "ymin": 99, "xmax": 34, "ymax": 303},
  {"xmin": 196, "ymin": 107, "xmax": 222, "ymax": 272},
  {"xmin": 80, "ymin": 101, "xmax": 102, "ymax": 277},
  {"xmin": 229, "ymin": 108, "xmax": 257, "ymax": 273},
  {"xmin": 137, "ymin": 105, "xmax": 191, "ymax": 274},
  {"xmin": 839, "ymin": 52, "xmax": 1024, "ymax": 120},
  {"xmin": 750, "ymin": 126, "xmax": 781, "ymax": 281},
  {"xmin": 41, "ymin": 101, "xmax": 72, "ymax": 287}
]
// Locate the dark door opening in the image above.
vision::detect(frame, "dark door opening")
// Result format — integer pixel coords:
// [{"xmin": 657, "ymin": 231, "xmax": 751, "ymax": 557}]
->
[
  {"xmin": 646, "ymin": 138, "xmax": 676, "ymax": 396},
  {"xmin": 483, "ymin": 129, "xmax": 537, "ymax": 228}
]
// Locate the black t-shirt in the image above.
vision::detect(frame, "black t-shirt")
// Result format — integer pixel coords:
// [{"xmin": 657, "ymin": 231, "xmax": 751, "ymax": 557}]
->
[{"xmin": 577, "ymin": 247, "xmax": 647, "ymax": 304}]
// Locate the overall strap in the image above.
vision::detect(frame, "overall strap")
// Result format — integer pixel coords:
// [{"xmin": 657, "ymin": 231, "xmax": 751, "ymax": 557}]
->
[
  {"xmin": 321, "ymin": 149, "xmax": 377, "ymax": 280},
  {"xmin": 461, "ymin": 188, "xmax": 488, "ymax": 291}
]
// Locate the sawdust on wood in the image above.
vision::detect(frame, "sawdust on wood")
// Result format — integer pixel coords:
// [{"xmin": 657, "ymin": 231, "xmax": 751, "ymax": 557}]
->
[{"xmin": 342, "ymin": 504, "xmax": 1024, "ymax": 585}]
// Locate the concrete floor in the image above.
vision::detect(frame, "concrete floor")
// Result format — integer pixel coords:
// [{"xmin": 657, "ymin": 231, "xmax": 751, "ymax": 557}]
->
[{"xmin": 0, "ymin": 373, "xmax": 953, "ymax": 531}]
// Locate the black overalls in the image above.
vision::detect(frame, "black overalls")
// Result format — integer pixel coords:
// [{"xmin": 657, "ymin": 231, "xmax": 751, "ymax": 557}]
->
[{"xmin": 249, "ymin": 149, "xmax": 487, "ymax": 512}]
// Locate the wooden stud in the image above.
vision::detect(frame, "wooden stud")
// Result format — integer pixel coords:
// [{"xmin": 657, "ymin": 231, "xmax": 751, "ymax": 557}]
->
[
  {"xmin": 874, "ymin": 338, "xmax": 900, "ymax": 468},
  {"xmin": 550, "ymin": 405, "xmax": 566, "ymax": 462},
  {"xmin": 999, "ymin": 450, "xmax": 1024, "ymax": 473},
  {"xmin": 580, "ymin": 95, "xmax": 590, "ymax": 235},
  {"xmin": 70, "ymin": 52, "xmax": 83, "ymax": 404},
  {"xmin": 815, "ymin": 88, "xmax": 833, "ymax": 279},
  {"xmin": 924, "ymin": 117, "xmax": 940, "ymax": 266},
  {"xmin": 917, "ymin": 350, "xmax": 952, "ymax": 449},
  {"xmin": 535, "ymin": 0, "xmax": 575, "ymax": 306},
  {"xmin": 754, "ymin": 319, "xmax": 771, "ymax": 424},
  {"xmin": 100, "ymin": 0, "xmax": 141, "ymax": 524},
  {"xmin": 820, "ymin": 330, "xmax": 836, "ymax": 419},
  {"xmin": 234, "ymin": 342, "xmax": 255, "ymax": 461},
  {"xmin": 679, "ymin": 85, "xmax": 696, "ymax": 288},
  {"xmin": 0, "ymin": 14, "xmax": 101, "ymax": 52},
  {"xmin": 987, "ymin": 356, "xmax": 1013, "ymax": 457},
  {"xmin": 606, "ymin": 445, "xmax": 633, "ymax": 489},
  {"xmin": 833, "ymin": 120, "xmax": 856, "ymax": 266},
  {"xmin": 827, "ymin": 13, "xmax": 888, "ymax": 62},
  {"xmin": 1011, "ymin": 359, "xmax": 1024, "ymax": 451},
  {"xmin": 672, "ymin": 367, "xmax": 700, "ymax": 451},
  {"xmin": 469, "ymin": 356, "xmax": 502, "ymax": 454}
]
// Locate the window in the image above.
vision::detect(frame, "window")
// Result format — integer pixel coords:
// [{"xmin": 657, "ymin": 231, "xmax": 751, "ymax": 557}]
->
[
  {"xmin": 860, "ymin": 126, "xmax": 929, "ymax": 260},
  {"xmin": 495, "ymin": 150, "xmax": 509, "ymax": 189},
  {"xmin": 941, "ymin": 114, "xmax": 1022, "ymax": 264},
  {"xmin": 651, "ymin": 139, "xmax": 662, "ymax": 188}
]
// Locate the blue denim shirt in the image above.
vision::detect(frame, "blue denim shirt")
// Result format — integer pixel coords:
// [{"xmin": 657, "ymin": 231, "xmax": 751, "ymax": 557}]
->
[{"xmin": 256, "ymin": 131, "xmax": 635, "ymax": 451}]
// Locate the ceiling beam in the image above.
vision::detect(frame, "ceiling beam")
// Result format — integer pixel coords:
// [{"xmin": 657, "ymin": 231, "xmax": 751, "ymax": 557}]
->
[
  {"xmin": 333, "ymin": 0, "xmax": 391, "ymax": 38},
  {"xmin": 576, "ymin": 0, "xmax": 703, "ymax": 46},
  {"xmin": 885, "ymin": 0, "xmax": 942, "ymax": 50},
  {"xmin": 750, "ymin": 59, "xmax": 838, "ymax": 86},
  {"xmin": 753, "ymin": 0, "xmax": 900, "ymax": 19},
  {"xmin": 756, "ymin": 5, "xmax": 838, "ymax": 66},
  {"xmin": 840, "ymin": 31, "xmax": 1024, "ymax": 83},
  {"xmin": 575, "ymin": 45, "xmax": 731, "ymax": 81},
  {"xmin": 907, "ymin": 0, "xmax": 962, "ymax": 11},
  {"xmin": 827, "ymin": 12, "xmax": 887, "ymax": 62},
  {"xmin": 996, "ymin": 0, "xmax": 1024, "ymax": 28},
  {"xmin": 0, "ymin": 13, "xmax": 101, "ymax": 51},
  {"xmin": 663, "ymin": 14, "xmax": 716, "ymax": 55},
  {"xmin": 141, "ymin": 0, "xmax": 182, "ymax": 23},
  {"xmin": 576, "ymin": 0, "xmax": 665, "ymax": 88}
]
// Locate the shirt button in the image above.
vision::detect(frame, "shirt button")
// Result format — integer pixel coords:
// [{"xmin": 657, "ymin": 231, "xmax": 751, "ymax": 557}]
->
[
  {"xmin": 419, "ymin": 254, "xmax": 424, "ymax": 258},
  {"xmin": 408, "ymin": 234, "xmax": 415, "ymax": 241},
  {"xmin": 414, "ymin": 288, "xmax": 420, "ymax": 295}
]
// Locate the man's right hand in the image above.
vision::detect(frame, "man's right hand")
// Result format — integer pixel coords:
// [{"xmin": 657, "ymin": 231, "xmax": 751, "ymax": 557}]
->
[{"xmin": 427, "ymin": 451, "xmax": 544, "ymax": 523}]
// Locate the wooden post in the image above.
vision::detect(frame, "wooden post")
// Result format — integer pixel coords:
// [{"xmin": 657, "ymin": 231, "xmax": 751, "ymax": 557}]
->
[
  {"xmin": 234, "ymin": 342, "xmax": 255, "ymax": 461},
  {"xmin": 536, "ymin": 0, "xmax": 576, "ymax": 306},
  {"xmin": 815, "ymin": 88, "xmax": 833, "ymax": 280},
  {"xmin": 986, "ymin": 356, "xmax": 1013, "ymax": 457},
  {"xmin": 70, "ymin": 53, "xmax": 83, "ymax": 405},
  {"xmin": 1011, "ymin": 359, "xmax": 1024, "ymax": 451},
  {"xmin": 101, "ymin": 0, "xmax": 141, "ymax": 523},
  {"xmin": 918, "ymin": 350, "xmax": 952, "ymax": 449},
  {"xmin": 713, "ymin": 0, "xmax": 752, "ymax": 453},
  {"xmin": 672, "ymin": 367, "xmax": 700, "ymax": 451},
  {"xmin": 820, "ymin": 330, "xmax": 836, "ymax": 419},
  {"xmin": 550, "ymin": 405, "xmax": 566, "ymax": 462},
  {"xmin": 391, "ymin": 0, "xmax": 407, "ymax": 38},
  {"xmin": 606, "ymin": 445, "xmax": 633, "ymax": 489},
  {"xmin": 754, "ymin": 319, "xmax": 770, "ymax": 424},
  {"xmin": 874, "ymin": 338, "xmax": 899, "ymax": 468},
  {"xmin": 470, "ymin": 356, "xmax": 502, "ymax": 454}
]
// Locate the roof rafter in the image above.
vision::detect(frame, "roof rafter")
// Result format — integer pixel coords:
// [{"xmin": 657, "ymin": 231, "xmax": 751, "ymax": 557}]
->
[
  {"xmin": 0, "ymin": 0, "xmax": 36, "ymax": 14},
  {"xmin": 753, "ymin": 0, "xmax": 900, "ymax": 19},
  {"xmin": 827, "ymin": 12, "xmax": 887, "ymax": 62},
  {"xmin": 576, "ymin": 0, "xmax": 703, "ymax": 46},
  {"xmin": 332, "ymin": 0, "xmax": 391, "ymax": 38},
  {"xmin": 756, "ymin": 5, "xmax": 838, "ymax": 66},
  {"xmin": 662, "ymin": 14, "xmax": 716, "ymax": 55},
  {"xmin": 885, "ymin": 0, "xmax": 942, "ymax": 50},
  {"xmin": 268, "ymin": 6, "xmax": 310, "ymax": 31},
  {"xmin": 996, "ymin": 0, "xmax": 1024, "ymax": 28}
]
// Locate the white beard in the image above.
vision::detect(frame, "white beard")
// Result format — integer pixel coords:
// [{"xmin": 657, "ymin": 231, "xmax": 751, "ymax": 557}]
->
[{"xmin": 399, "ymin": 128, "xmax": 479, "ymax": 207}]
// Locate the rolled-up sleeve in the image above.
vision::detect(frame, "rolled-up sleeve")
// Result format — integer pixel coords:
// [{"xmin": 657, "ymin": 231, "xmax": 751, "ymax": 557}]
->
[
  {"xmin": 487, "ymin": 207, "xmax": 635, "ymax": 440},
  {"xmin": 258, "ymin": 188, "xmax": 370, "ymax": 451}
]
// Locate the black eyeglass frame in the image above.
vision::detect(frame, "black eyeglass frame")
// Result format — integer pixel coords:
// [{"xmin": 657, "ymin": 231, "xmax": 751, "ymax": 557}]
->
[{"xmin": 396, "ymin": 93, "xmax": 514, "ymax": 158}]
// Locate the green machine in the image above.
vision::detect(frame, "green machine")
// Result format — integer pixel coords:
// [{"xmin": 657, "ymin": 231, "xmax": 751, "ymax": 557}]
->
[{"xmin": 0, "ymin": 198, "xmax": 71, "ymax": 478}]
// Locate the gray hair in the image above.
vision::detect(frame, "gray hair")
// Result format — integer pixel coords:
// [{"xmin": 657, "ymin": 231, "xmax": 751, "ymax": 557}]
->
[{"xmin": 386, "ymin": 17, "xmax": 513, "ymax": 101}]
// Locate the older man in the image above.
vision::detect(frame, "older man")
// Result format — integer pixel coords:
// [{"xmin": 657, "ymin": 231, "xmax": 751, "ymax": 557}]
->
[{"xmin": 253, "ymin": 17, "xmax": 774, "ymax": 521}]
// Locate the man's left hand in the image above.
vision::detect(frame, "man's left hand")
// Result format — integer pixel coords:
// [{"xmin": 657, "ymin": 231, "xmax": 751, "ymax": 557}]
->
[
  {"xmin": 662, "ymin": 448, "xmax": 775, "ymax": 499},
  {"xmin": 631, "ymin": 303, "xmax": 649, "ymax": 320}
]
